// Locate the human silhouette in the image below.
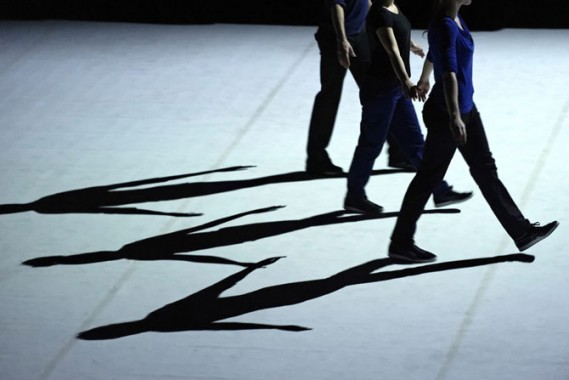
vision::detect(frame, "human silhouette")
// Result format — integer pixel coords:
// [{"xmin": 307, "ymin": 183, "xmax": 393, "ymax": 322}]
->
[
  {"xmin": 0, "ymin": 166, "xmax": 256, "ymax": 216},
  {"xmin": 22, "ymin": 206, "xmax": 460, "ymax": 268},
  {"xmin": 77, "ymin": 253, "xmax": 534, "ymax": 340},
  {"xmin": 0, "ymin": 166, "xmax": 402, "ymax": 216}
]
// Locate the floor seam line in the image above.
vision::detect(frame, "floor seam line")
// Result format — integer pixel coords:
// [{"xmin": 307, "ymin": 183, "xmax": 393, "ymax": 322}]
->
[
  {"xmin": 435, "ymin": 95, "xmax": 569, "ymax": 380},
  {"xmin": 41, "ymin": 35, "xmax": 317, "ymax": 380}
]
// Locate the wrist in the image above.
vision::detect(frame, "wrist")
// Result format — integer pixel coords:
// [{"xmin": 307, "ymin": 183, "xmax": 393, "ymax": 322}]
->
[{"xmin": 450, "ymin": 112, "xmax": 462, "ymax": 121}]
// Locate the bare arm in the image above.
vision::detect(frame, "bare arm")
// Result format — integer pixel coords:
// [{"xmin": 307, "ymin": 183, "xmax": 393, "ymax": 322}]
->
[
  {"xmin": 331, "ymin": 4, "xmax": 355, "ymax": 68},
  {"xmin": 443, "ymin": 72, "xmax": 467, "ymax": 145},
  {"xmin": 376, "ymin": 27, "xmax": 417, "ymax": 99},
  {"xmin": 417, "ymin": 58, "xmax": 433, "ymax": 101},
  {"xmin": 410, "ymin": 39, "xmax": 425, "ymax": 58}
]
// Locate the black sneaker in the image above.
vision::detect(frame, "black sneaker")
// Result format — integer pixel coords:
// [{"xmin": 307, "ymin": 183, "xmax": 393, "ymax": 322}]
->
[
  {"xmin": 433, "ymin": 186, "xmax": 473, "ymax": 207},
  {"xmin": 344, "ymin": 195, "xmax": 383, "ymax": 214},
  {"xmin": 515, "ymin": 221, "xmax": 559, "ymax": 251},
  {"xmin": 306, "ymin": 159, "xmax": 344, "ymax": 176},
  {"xmin": 388, "ymin": 243, "xmax": 437, "ymax": 263}
]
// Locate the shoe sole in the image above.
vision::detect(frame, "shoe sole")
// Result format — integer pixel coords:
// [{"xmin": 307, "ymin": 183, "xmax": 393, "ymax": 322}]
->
[
  {"xmin": 388, "ymin": 252, "xmax": 437, "ymax": 263},
  {"xmin": 517, "ymin": 221, "xmax": 559, "ymax": 251},
  {"xmin": 434, "ymin": 193, "xmax": 474, "ymax": 208}
]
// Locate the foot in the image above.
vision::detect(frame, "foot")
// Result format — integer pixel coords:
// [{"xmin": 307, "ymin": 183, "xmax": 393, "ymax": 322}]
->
[
  {"xmin": 344, "ymin": 195, "xmax": 383, "ymax": 214},
  {"xmin": 388, "ymin": 243, "xmax": 437, "ymax": 263},
  {"xmin": 515, "ymin": 221, "xmax": 559, "ymax": 251},
  {"xmin": 306, "ymin": 158, "xmax": 344, "ymax": 176},
  {"xmin": 433, "ymin": 186, "xmax": 473, "ymax": 207}
]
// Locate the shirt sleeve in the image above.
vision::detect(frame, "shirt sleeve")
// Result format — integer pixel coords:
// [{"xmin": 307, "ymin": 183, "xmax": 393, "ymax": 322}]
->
[
  {"xmin": 438, "ymin": 18, "xmax": 459, "ymax": 73},
  {"xmin": 328, "ymin": 0, "xmax": 347, "ymax": 8},
  {"xmin": 367, "ymin": 7, "xmax": 393, "ymax": 31}
]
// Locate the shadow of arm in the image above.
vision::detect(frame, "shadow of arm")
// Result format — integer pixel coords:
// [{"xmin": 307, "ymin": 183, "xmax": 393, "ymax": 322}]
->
[
  {"xmin": 204, "ymin": 322, "xmax": 311, "ymax": 332},
  {"xmin": 97, "ymin": 206, "xmax": 202, "ymax": 217}
]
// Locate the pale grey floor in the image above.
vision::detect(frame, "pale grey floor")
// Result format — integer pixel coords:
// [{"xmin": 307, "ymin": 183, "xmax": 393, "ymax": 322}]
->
[{"xmin": 0, "ymin": 21, "xmax": 568, "ymax": 380}]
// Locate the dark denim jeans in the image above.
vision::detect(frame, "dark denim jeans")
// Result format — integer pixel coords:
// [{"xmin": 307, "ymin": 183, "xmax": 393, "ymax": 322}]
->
[
  {"xmin": 347, "ymin": 85, "xmax": 449, "ymax": 198},
  {"xmin": 391, "ymin": 101, "xmax": 530, "ymax": 246}
]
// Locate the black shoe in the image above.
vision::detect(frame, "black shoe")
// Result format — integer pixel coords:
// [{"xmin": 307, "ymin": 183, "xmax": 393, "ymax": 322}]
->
[
  {"xmin": 388, "ymin": 243, "xmax": 437, "ymax": 263},
  {"xmin": 433, "ymin": 186, "xmax": 473, "ymax": 207},
  {"xmin": 388, "ymin": 159, "xmax": 416, "ymax": 171},
  {"xmin": 306, "ymin": 159, "xmax": 344, "ymax": 176},
  {"xmin": 515, "ymin": 221, "xmax": 559, "ymax": 251},
  {"xmin": 344, "ymin": 195, "xmax": 383, "ymax": 214}
]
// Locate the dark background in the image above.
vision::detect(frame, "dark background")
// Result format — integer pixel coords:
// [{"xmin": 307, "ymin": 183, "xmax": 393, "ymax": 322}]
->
[{"xmin": 2, "ymin": 0, "xmax": 569, "ymax": 29}]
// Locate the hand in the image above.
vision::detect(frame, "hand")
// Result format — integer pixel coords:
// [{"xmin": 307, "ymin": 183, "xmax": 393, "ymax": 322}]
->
[
  {"xmin": 252, "ymin": 205, "xmax": 286, "ymax": 214},
  {"xmin": 337, "ymin": 40, "xmax": 356, "ymax": 69},
  {"xmin": 219, "ymin": 165, "xmax": 256, "ymax": 172},
  {"xmin": 416, "ymin": 79, "xmax": 430, "ymax": 102},
  {"xmin": 410, "ymin": 42, "xmax": 425, "ymax": 58},
  {"xmin": 255, "ymin": 256, "xmax": 285, "ymax": 268},
  {"xmin": 449, "ymin": 116, "xmax": 467, "ymax": 145},
  {"xmin": 401, "ymin": 80, "xmax": 418, "ymax": 100}
]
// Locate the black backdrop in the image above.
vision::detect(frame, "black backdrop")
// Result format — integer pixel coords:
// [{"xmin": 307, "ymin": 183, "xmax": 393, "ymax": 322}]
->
[{"xmin": 2, "ymin": 0, "xmax": 569, "ymax": 29}]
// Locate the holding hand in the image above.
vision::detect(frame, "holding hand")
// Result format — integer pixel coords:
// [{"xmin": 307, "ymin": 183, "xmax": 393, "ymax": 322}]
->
[
  {"xmin": 416, "ymin": 79, "xmax": 430, "ymax": 102},
  {"xmin": 402, "ymin": 79, "xmax": 418, "ymax": 100}
]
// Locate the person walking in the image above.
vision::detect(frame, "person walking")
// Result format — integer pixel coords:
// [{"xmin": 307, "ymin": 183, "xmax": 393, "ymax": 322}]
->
[
  {"xmin": 344, "ymin": 0, "xmax": 472, "ymax": 213},
  {"xmin": 306, "ymin": 0, "xmax": 412, "ymax": 175},
  {"xmin": 388, "ymin": 0, "xmax": 559, "ymax": 263}
]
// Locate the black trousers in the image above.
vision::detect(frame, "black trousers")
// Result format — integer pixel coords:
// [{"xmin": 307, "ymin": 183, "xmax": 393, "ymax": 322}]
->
[
  {"xmin": 391, "ymin": 101, "xmax": 530, "ymax": 246},
  {"xmin": 306, "ymin": 29, "xmax": 369, "ymax": 163}
]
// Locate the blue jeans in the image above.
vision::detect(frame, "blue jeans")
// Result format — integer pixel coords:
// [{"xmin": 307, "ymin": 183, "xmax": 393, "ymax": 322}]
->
[{"xmin": 347, "ymin": 84, "xmax": 449, "ymax": 198}]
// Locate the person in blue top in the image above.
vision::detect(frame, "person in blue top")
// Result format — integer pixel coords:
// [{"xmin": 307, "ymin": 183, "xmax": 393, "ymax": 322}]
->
[
  {"xmin": 343, "ymin": 0, "xmax": 472, "ymax": 213},
  {"xmin": 388, "ymin": 0, "xmax": 559, "ymax": 263}
]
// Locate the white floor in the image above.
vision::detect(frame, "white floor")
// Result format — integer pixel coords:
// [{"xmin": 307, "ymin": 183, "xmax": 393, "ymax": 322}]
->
[{"xmin": 0, "ymin": 21, "xmax": 568, "ymax": 380}]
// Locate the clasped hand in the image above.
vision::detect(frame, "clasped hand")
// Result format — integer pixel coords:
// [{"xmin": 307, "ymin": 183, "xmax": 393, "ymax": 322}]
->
[{"xmin": 402, "ymin": 81, "xmax": 429, "ymax": 102}]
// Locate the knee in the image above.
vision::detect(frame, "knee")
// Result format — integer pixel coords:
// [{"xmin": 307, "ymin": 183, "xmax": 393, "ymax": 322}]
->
[{"xmin": 469, "ymin": 153, "xmax": 498, "ymax": 179}]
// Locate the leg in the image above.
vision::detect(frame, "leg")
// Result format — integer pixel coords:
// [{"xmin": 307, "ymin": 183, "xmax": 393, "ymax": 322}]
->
[
  {"xmin": 386, "ymin": 138, "xmax": 415, "ymax": 170},
  {"xmin": 388, "ymin": 98, "xmax": 452, "ymax": 197},
  {"xmin": 306, "ymin": 31, "xmax": 347, "ymax": 170},
  {"xmin": 390, "ymin": 102, "xmax": 458, "ymax": 247},
  {"xmin": 457, "ymin": 106, "xmax": 530, "ymax": 240},
  {"xmin": 346, "ymin": 86, "xmax": 399, "ymax": 198}
]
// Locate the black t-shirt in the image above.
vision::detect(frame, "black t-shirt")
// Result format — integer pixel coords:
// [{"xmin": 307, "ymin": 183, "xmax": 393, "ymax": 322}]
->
[{"xmin": 365, "ymin": 4, "xmax": 411, "ymax": 85}]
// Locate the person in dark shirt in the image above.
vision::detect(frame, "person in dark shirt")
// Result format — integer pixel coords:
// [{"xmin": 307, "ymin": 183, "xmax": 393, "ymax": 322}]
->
[
  {"xmin": 388, "ymin": 0, "xmax": 559, "ymax": 263},
  {"xmin": 306, "ymin": 0, "xmax": 413, "ymax": 175},
  {"xmin": 344, "ymin": 0, "xmax": 472, "ymax": 213}
]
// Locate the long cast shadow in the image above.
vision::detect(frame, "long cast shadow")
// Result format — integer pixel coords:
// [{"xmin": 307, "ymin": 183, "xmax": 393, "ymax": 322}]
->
[
  {"xmin": 78, "ymin": 253, "xmax": 535, "ymax": 340},
  {"xmin": 22, "ymin": 206, "xmax": 460, "ymax": 268},
  {"xmin": 0, "ymin": 166, "xmax": 405, "ymax": 217}
]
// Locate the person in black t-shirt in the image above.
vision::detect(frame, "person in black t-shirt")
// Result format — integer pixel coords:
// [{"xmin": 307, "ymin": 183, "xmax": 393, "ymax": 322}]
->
[
  {"xmin": 343, "ymin": 0, "xmax": 472, "ymax": 214},
  {"xmin": 306, "ymin": 0, "xmax": 413, "ymax": 176}
]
